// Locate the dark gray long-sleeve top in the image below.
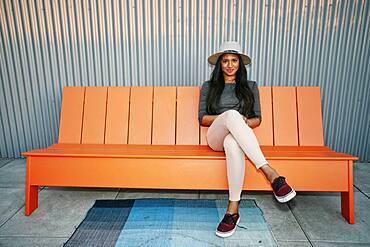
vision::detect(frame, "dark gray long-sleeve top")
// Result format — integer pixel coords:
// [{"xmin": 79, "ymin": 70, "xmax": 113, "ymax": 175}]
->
[{"xmin": 198, "ymin": 80, "xmax": 262, "ymax": 124}]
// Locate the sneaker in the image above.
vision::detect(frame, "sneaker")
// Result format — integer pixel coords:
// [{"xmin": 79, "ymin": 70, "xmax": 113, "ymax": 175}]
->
[
  {"xmin": 215, "ymin": 213, "xmax": 240, "ymax": 238},
  {"xmin": 272, "ymin": 176, "xmax": 296, "ymax": 203}
]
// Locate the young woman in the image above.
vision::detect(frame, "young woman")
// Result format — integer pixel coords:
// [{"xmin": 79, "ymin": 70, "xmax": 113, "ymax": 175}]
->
[{"xmin": 199, "ymin": 41, "xmax": 296, "ymax": 238}]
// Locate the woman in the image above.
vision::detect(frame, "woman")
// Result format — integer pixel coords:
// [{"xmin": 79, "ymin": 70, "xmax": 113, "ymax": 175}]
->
[{"xmin": 199, "ymin": 41, "xmax": 296, "ymax": 238}]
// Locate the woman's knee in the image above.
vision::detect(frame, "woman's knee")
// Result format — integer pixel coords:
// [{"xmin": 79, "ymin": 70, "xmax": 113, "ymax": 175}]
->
[
  {"xmin": 223, "ymin": 109, "xmax": 250, "ymax": 129},
  {"xmin": 224, "ymin": 109, "xmax": 243, "ymax": 122},
  {"xmin": 224, "ymin": 109, "xmax": 241, "ymax": 119}
]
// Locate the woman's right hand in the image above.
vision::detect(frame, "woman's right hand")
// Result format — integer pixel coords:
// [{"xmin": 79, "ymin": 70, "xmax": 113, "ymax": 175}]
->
[
  {"xmin": 245, "ymin": 117, "xmax": 261, "ymax": 129},
  {"xmin": 201, "ymin": 115, "xmax": 219, "ymax": 126}
]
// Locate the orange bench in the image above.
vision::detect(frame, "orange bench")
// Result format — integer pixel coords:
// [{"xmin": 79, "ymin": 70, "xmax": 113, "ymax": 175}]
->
[{"xmin": 22, "ymin": 86, "xmax": 358, "ymax": 223}]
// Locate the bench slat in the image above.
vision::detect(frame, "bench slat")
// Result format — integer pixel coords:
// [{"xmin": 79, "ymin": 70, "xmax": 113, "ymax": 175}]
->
[
  {"xmin": 200, "ymin": 126, "xmax": 208, "ymax": 145},
  {"xmin": 199, "ymin": 86, "xmax": 208, "ymax": 145},
  {"xmin": 58, "ymin": 87, "xmax": 85, "ymax": 143},
  {"xmin": 152, "ymin": 87, "xmax": 176, "ymax": 144},
  {"xmin": 82, "ymin": 87, "xmax": 107, "ymax": 144},
  {"xmin": 273, "ymin": 87, "xmax": 299, "ymax": 146},
  {"xmin": 297, "ymin": 87, "xmax": 324, "ymax": 146},
  {"xmin": 105, "ymin": 87, "xmax": 130, "ymax": 144},
  {"xmin": 128, "ymin": 87, "xmax": 153, "ymax": 144},
  {"xmin": 176, "ymin": 87, "xmax": 200, "ymax": 145},
  {"xmin": 254, "ymin": 87, "xmax": 273, "ymax": 145}
]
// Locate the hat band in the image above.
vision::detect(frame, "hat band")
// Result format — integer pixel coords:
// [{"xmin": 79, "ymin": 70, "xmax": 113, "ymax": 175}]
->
[{"xmin": 223, "ymin": 49, "xmax": 239, "ymax": 54}]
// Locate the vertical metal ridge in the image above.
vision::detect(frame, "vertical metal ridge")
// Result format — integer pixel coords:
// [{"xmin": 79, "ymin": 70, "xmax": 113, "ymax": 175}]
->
[
  {"xmin": 36, "ymin": 0, "xmax": 55, "ymax": 146},
  {"xmin": 2, "ymin": 0, "xmax": 24, "ymax": 155},
  {"xmin": 340, "ymin": 2, "xmax": 361, "ymax": 151},
  {"xmin": 121, "ymin": 0, "xmax": 129, "ymax": 85},
  {"xmin": 142, "ymin": 0, "xmax": 149, "ymax": 85},
  {"xmin": 132, "ymin": 0, "xmax": 141, "ymax": 84},
  {"xmin": 51, "ymin": 0, "xmax": 64, "ymax": 139},
  {"xmin": 0, "ymin": 1, "xmax": 13, "ymax": 157},
  {"xmin": 19, "ymin": 0, "xmax": 38, "ymax": 150},
  {"xmin": 41, "ymin": 0, "xmax": 58, "ymax": 142},
  {"xmin": 105, "ymin": 0, "xmax": 114, "ymax": 84},
  {"xmin": 29, "ymin": 0, "xmax": 49, "ymax": 148},
  {"xmin": 11, "ymin": 0, "xmax": 33, "ymax": 150}
]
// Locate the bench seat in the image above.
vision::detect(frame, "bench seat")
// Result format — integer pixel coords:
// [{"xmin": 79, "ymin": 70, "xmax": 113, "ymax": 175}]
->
[
  {"xmin": 24, "ymin": 144, "xmax": 355, "ymax": 192},
  {"xmin": 24, "ymin": 144, "xmax": 355, "ymax": 161}
]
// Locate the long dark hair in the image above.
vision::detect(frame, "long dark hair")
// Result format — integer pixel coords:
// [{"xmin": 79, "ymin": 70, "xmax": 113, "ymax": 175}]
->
[{"xmin": 205, "ymin": 54, "xmax": 255, "ymax": 117}]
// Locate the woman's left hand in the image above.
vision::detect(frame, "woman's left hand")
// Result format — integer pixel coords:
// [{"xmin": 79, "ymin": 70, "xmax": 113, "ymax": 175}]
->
[{"xmin": 243, "ymin": 117, "xmax": 261, "ymax": 129}]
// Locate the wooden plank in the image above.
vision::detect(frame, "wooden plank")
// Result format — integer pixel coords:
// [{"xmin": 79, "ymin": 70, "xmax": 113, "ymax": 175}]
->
[
  {"xmin": 199, "ymin": 86, "xmax": 208, "ymax": 145},
  {"xmin": 272, "ymin": 87, "xmax": 299, "ymax": 146},
  {"xmin": 128, "ymin": 87, "xmax": 153, "ymax": 144},
  {"xmin": 176, "ymin": 87, "xmax": 200, "ymax": 144},
  {"xmin": 48, "ymin": 144, "xmax": 334, "ymax": 152},
  {"xmin": 81, "ymin": 87, "xmax": 107, "ymax": 144},
  {"xmin": 28, "ymin": 157, "xmax": 348, "ymax": 191},
  {"xmin": 25, "ymin": 158, "xmax": 38, "ymax": 216},
  {"xmin": 200, "ymin": 126, "xmax": 208, "ymax": 145},
  {"xmin": 22, "ymin": 144, "xmax": 358, "ymax": 160},
  {"xmin": 58, "ymin": 87, "xmax": 85, "ymax": 143},
  {"xmin": 105, "ymin": 87, "xmax": 130, "ymax": 144},
  {"xmin": 253, "ymin": 87, "xmax": 273, "ymax": 145},
  {"xmin": 152, "ymin": 87, "xmax": 176, "ymax": 144},
  {"xmin": 341, "ymin": 161, "xmax": 354, "ymax": 224},
  {"xmin": 297, "ymin": 87, "xmax": 324, "ymax": 146}
]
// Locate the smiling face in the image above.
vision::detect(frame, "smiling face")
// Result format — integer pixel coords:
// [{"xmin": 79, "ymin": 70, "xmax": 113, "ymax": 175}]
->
[{"xmin": 220, "ymin": 53, "xmax": 240, "ymax": 80}]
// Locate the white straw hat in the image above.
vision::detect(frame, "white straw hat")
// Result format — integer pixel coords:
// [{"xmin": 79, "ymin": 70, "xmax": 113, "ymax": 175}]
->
[{"xmin": 207, "ymin": 41, "xmax": 251, "ymax": 65}]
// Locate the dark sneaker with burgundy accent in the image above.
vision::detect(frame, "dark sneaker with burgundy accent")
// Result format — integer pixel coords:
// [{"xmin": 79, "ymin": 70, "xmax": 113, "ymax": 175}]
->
[
  {"xmin": 215, "ymin": 213, "xmax": 240, "ymax": 238},
  {"xmin": 272, "ymin": 176, "xmax": 296, "ymax": 203}
]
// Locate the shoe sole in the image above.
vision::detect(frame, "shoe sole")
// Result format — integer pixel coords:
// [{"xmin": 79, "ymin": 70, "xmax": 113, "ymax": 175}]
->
[
  {"xmin": 274, "ymin": 189, "xmax": 296, "ymax": 203},
  {"xmin": 215, "ymin": 218, "xmax": 240, "ymax": 238}
]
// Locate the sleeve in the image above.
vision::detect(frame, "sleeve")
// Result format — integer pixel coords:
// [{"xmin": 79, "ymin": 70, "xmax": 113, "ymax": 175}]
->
[
  {"xmin": 250, "ymin": 81, "xmax": 262, "ymax": 119},
  {"xmin": 198, "ymin": 81, "xmax": 210, "ymax": 124}
]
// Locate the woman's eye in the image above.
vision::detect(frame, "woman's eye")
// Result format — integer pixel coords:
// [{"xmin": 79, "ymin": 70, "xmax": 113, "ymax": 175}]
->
[{"xmin": 222, "ymin": 59, "xmax": 238, "ymax": 64}]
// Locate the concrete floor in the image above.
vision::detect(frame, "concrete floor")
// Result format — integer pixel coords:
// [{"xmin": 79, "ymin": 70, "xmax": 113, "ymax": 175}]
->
[{"xmin": 0, "ymin": 158, "xmax": 369, "ymax": 247}]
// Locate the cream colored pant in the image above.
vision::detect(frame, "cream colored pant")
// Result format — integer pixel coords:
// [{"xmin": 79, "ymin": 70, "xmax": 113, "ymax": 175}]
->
[{"xmin": 206, "ymin": 110, "xmax": 268, "ymax": 201}]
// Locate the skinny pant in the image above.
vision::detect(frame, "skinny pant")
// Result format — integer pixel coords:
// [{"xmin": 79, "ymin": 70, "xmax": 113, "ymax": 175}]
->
[{"xmin": 206, "ymin": 110, "xmax": 269, "ymax": 201}]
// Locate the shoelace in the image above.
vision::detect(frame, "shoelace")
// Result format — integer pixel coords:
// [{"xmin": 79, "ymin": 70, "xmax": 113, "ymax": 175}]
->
[
  {"xmin": 222, "ymin": 214, "xmax": 238, "ymax": 225},
  {"xmin": 272, "ymin": 176, "xmax": 286, "ymax": 191},
  {"xmin": 221, "ymin": 214, "xmax": 250, "ymax": 230}
]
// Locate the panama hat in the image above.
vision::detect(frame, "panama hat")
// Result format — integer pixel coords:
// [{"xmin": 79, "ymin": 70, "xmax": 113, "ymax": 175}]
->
[{"xmin": 207, "ymin": 41, "xmax": 251, "ymax": 65}]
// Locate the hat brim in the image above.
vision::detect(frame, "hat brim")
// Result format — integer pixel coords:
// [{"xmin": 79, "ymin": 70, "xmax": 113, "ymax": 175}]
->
[{"xmin": 208, "ymin": 52, "xmax": 251, "ymax": 65}]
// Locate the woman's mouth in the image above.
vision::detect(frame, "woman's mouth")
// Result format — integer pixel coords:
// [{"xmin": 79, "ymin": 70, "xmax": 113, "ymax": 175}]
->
[{"xmin": 226, "ymin": 69, "xmax": 235, "ymax": 73}]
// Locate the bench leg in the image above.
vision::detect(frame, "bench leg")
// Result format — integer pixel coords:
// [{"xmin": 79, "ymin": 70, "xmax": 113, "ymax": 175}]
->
[
  {"xmin": 25, "ymin": 158, "xmax": 38, "ymax": 216},
  {"xmin": 25, "ymin": 185, "xmax": 38, "ymax": 216},
  {"xmin": 341, "ymin": 161, "xmax": 354, "ymax": 224}
]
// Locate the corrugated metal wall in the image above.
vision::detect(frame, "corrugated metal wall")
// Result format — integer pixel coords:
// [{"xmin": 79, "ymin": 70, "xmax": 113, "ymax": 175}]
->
[{"xmin": 0, "ymin": 0, "xmax": 369, "ymax": 161}]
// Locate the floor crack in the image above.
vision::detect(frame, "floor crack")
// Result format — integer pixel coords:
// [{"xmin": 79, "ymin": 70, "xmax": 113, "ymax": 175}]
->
[
  {"xmin": 354, "ymin": 184, "xmax": 370, "ymax": 200},
  {"xmin": 287, "ymin": 201, "xmax": 314, "ymax": 247}
]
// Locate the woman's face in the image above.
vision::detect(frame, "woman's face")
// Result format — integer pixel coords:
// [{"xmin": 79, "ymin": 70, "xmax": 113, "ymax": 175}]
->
[{"xmin": 220, "ymin": 53, "xmax": 240, "ymax": 77}]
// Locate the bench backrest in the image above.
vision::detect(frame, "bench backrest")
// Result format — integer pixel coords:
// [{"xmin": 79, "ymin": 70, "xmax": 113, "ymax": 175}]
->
[{"xmin": 58, "ymin": 86, "xmax": 324, "ymax": 146}]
